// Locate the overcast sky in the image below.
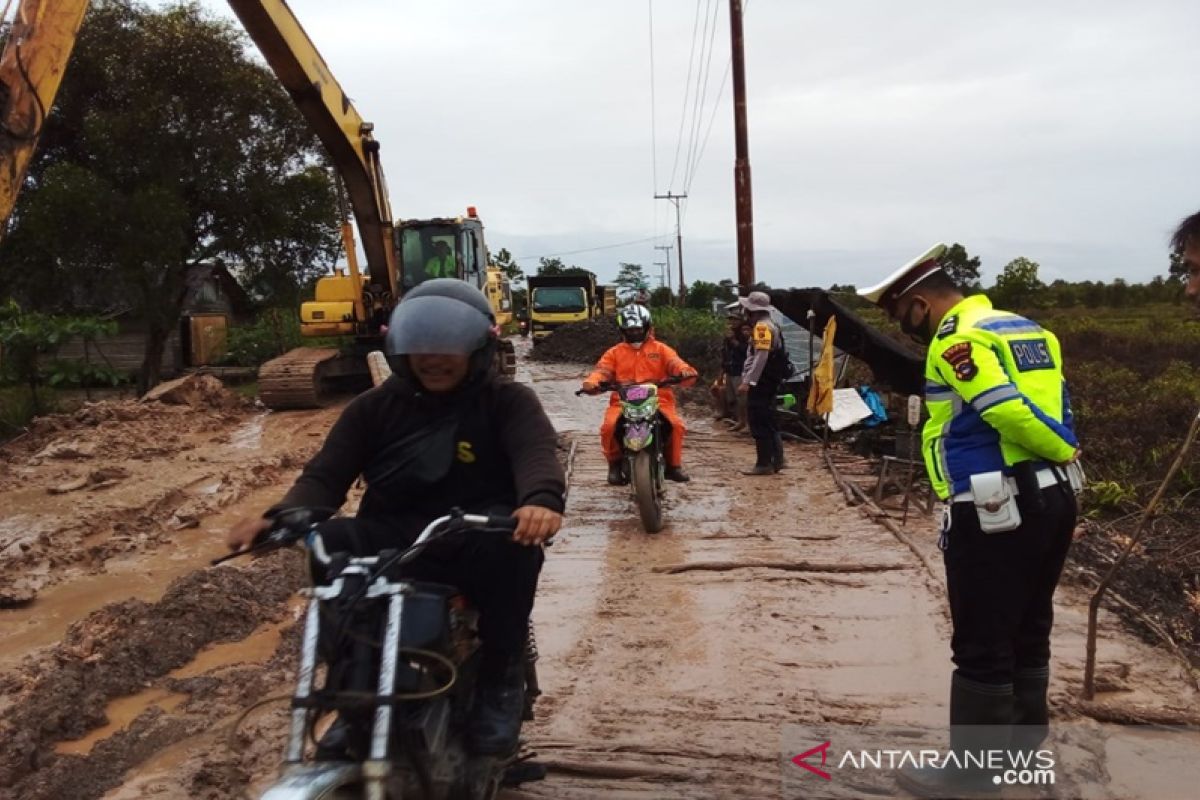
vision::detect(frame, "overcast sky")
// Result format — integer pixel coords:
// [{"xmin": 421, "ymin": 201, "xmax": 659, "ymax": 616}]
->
[{"xmin": 184, "ymin": 0, "xmax": 1199, "ymax": 289}]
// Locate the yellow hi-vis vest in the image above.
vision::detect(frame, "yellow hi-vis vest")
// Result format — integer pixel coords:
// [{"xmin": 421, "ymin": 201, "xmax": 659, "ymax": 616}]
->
[{"xmin": 923, "ymin": 294, "xmax": 1077, "ymax": 499}]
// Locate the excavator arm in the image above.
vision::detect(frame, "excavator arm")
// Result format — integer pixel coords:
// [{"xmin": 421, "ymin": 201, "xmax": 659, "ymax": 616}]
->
[
  {"xmin": 225, "ymin": 0, "xmax": 397, "ymax": 300},
  {"xmin": 0, "ymin": 0, "xmax": 89, "ymax": 240}
]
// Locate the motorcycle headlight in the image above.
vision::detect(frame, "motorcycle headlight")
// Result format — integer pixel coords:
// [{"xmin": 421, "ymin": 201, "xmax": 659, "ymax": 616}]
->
[{"xmin": 623, "ymin": 402, "xmax": 655, "ymax": 421}]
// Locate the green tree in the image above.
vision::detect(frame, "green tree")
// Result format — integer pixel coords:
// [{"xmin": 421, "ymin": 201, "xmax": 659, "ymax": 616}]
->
[
  {"xmin": 0, "ymin": 301, "xmax": 118, "ymax": 413},
  {"xmin": 613, "ymin": 262, "xmax": 650, "ymax": 299},
  {"xmin": 991, "ymin": 257, "xmax": 1044, "ymax": 309},
  {"xmin": 0, "ymin": 0, "xmax": 339, "ymax": 393},
  {"xmin": 492, "ymin": 247, "xmax": 524, "ymax": 286},
  {"xmin": 938, "ymin": 243, "xmax": 982, "ymax": 291},
  {"xmin": 686, "ymin": 280, "xmax": 719, "ymax": 310},
  {"xmin": 648, "ymin": 286, "xmax": 674, "ymax": 308},
  {"xmin": 716, "ymin": 279, "xmax": 737, "ymax": 302}
]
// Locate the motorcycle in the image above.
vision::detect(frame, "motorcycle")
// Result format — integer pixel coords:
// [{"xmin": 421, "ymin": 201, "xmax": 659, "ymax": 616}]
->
[
  {"xmin": 577, "ymin": 376, "xmax": 682, "ymax": 533},
  {"xmin": 213, "ymin": 508, "xmax": 544, "ymax": 800},
  {"xmin": 516, "ymin": 317, "xmax": 530, "ymax": 337}
]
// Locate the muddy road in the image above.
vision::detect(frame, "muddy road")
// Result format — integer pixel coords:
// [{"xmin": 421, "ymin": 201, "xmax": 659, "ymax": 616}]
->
[{"xmin": 1, "ymin": 345, "xmax": 1197, "ymax": 799}]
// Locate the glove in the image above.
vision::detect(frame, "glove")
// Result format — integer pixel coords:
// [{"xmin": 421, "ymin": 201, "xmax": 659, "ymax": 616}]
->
[{"xmin": 581, "ymin": 380, "xmax": 599, "ymax": 393}]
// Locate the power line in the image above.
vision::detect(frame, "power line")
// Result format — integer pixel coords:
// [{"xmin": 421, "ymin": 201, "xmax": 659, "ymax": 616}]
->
[
  {"xmin": 684, "ymin": 0, "xmax": 752, "ymax": 205},
  {"xmin": 515, "ymin": 235, "xmax": 662, "ymax": 262},
  {"xmin": 666, "ymin": 0, "xmax": 703, "ymax": 191},
  {"xmin": 683, "ymin": 0, "xmax": 721, "ymax": 192}
]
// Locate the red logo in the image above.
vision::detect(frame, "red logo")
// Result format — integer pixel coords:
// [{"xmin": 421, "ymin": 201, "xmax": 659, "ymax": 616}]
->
[{"xmin": 791, "ymin": 741, "xmax": 832, "ymax": 780}]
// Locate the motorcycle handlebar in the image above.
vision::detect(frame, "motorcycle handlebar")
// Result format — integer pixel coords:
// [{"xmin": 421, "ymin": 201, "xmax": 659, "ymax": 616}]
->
[
  {"xmin": 213, "ymin": 508, "xmax": 519, "ymax": 567},
  {"xmin": 575, "ymin": 374, "xmax": 688, "ymax": 396}
]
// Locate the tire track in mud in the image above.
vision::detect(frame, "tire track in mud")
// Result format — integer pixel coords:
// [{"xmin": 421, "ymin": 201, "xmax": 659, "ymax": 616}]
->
[{"xmin": 521, "ymin": 371, "xmax": 949, "ymax": 798}]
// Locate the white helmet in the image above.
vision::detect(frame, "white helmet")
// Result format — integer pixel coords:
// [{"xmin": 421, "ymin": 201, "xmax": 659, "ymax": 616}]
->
[{"xmin": 616, "ymin": 304, "xmax": 652, "ymax": 345}]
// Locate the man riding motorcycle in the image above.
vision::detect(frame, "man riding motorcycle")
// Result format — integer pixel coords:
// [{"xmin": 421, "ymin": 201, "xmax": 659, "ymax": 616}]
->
[
  {"xmin": 225, "ymin": 279, "xmax": 565, "ymax": 759},
  {"xmin": 580, "ymin": 304, "xmax": 699, "ymax": 485}
]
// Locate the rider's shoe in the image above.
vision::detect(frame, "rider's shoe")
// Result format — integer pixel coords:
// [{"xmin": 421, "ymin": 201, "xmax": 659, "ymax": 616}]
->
[
  {"xmin": 664, "ymin": 466, "xmax": 690, "ymax": 482},
  {"xmin": 741, "ymin": 464, "xmax": 775, "ymax": 476},
  {"xmin": 469, "ymin": 655, "xmax": 526, "ymax": 756},
  {"xmin": 607, "ymin": 462, "xmax": 627, "ymax": 486}
]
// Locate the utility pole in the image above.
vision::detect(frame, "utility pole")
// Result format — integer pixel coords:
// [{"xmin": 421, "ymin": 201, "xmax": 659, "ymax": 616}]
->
[
  {"xmin": 654, "ymin": 244, "xmax": 673, "ymax": 293},
  {"xmin": 729, "ymin": 0, "xmax": 755, "ymax": 295},
  {"xmin": 654, "ymin": 192, "xmax": 687, "ymax": 304}
]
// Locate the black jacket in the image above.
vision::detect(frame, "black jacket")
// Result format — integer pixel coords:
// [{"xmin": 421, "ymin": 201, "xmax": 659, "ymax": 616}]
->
[{"xmin": 275, "ymin": 373, "xmax": 565, "ymax": 535}]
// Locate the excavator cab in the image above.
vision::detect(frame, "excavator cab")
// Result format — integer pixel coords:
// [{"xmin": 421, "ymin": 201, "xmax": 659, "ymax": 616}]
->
[{"xmin": 397, "ymin": 217, "xmax": 489, "ymax": 294}]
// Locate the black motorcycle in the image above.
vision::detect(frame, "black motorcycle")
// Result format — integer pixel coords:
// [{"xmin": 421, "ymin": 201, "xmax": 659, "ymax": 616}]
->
[{"xmin": 215, "ymin": 508, "xmax": 543, "ymax": 800}]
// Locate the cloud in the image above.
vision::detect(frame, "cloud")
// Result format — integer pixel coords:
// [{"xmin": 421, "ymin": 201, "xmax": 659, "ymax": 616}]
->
[{"xmin": 188, "ymin": 0, "xmax": 1199, "ymax": 287}]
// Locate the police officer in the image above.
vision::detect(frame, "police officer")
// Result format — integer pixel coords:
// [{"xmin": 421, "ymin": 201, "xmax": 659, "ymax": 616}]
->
[
  {"xmin": 738, "ymin": 291, "xmax": 786, "ymax": 475},
  {"xmin": 859, "ymin": 244, "xmax": 1082, "ymax": 796}
]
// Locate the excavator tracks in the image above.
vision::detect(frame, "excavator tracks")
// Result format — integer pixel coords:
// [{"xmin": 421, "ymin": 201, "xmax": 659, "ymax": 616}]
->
[{"xmin": 257, "ymin": 347, "xmax": 341, "ymax": 409}]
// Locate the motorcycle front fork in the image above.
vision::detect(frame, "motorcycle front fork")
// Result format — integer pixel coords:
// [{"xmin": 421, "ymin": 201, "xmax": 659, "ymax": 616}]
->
[{"xmin": 283, "ymin": 593, "xmax": 407, "ymax": 800}]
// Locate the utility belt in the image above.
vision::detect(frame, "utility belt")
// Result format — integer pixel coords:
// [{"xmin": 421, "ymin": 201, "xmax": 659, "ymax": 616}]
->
[{"xmin": 947, "ymin": 461, "xmax": 1084, "ymax": 535}]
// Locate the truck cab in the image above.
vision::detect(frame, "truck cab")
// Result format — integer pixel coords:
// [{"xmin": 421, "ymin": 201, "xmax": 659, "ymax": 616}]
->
[{"xmin": 526, "ymin": 275, "xmax": 596, "ymax": 341}]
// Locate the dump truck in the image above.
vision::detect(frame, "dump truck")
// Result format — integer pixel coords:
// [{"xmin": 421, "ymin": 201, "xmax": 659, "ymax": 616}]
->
[{"xmin": 526, "ymin": 274, "xmax": 597, "ymax": 341}]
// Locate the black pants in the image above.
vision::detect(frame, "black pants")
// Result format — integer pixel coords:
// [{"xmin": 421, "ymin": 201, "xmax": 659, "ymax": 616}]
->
[
  {"xmin": 315, "ymin": 516, "xmax": 544, "ymax": 661},
  {"xmin": 747, "ymin": 383, "xmax": 782, "ymax": 467},
  {"xmin": 943, "ymin": 485, "xmax": 1076, "ymax": 685}
]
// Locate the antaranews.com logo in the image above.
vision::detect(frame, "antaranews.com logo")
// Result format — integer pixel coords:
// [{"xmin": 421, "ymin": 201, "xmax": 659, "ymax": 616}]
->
[
  {"xmin": 791, "ymin": 739, "xmax": 1055, "ymax": 787},
  {"xmin": 782, "ymin": 722, "xmax": 1200, "ymax": 800}
]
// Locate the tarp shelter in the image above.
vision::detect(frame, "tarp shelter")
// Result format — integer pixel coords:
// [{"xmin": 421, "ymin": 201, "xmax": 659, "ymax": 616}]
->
[{"xmin": 768, "ymin": 288, "xmax": 925, "ymax": 395}]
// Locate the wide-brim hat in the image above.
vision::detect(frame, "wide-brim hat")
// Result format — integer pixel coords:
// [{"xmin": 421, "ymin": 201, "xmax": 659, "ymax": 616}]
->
[
  {"xmin": 738, "ymin": 291, "xmax": 773, "ymax": 312},
  {"xmin": 858, "ymin": 243, "xmax": 948, "ymax": 306}
]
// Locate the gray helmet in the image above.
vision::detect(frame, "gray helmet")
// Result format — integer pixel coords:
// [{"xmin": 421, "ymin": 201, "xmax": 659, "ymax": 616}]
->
[{"xmin": 385, "ymin": 278, "xmax": 496, "ymax": 356}]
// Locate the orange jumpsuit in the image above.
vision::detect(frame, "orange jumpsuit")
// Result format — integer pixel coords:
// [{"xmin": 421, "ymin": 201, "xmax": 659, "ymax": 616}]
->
[{"xmin": 585, "ymin": 335, "xmax": 697, "ymax": 467}]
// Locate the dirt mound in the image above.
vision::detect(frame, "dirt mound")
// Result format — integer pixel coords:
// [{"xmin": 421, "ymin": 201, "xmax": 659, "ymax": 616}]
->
[
  {"xmin": 529, "ymin": 317, "xmax": 621, "ymax": 364},
  {"xmin": 0, "ymin": 553, "xmax": 306, "ymax": 798},
  {"xmin": 141, "ymin": 373, "xmax": 248, "ymax": 411}
]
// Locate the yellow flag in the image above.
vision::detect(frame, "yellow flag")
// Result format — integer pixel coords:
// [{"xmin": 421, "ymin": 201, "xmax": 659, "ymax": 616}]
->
[{"xmin": 807, "ymin": 316, "xmax": 837, "ymax": 415}]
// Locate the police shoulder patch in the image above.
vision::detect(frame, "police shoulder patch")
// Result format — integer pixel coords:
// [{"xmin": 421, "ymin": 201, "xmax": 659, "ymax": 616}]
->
[
  {"xmin": 941, "ymin": 341, "xmax": 979, "ymax": 382},
  {"xmin": 1008, "ymin": 338, "xmax": 1055, "ymax": 371},
  {"xmin": 753, "ymin": 322, "xmax": 773, "ymax": 351},
  {"xmin": 937, "ymin": 314, "xmax": 959, "ymax": 339}
]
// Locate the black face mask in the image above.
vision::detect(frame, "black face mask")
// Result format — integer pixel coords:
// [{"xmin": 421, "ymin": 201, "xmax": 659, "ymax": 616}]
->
[{"xmin": 899, "ymin": 299, "xmax": 932, "ymax": 345}]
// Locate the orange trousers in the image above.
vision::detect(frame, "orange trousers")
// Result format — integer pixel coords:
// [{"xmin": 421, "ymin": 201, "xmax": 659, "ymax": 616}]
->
[{"xmin": 600, "ymin": 393, "xmax": 686, "ymax": 467}]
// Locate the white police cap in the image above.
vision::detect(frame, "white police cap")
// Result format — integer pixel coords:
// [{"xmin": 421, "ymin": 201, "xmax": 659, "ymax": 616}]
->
[{"xmin": 857, "ymin": 243, "xmax": 949, "ymax": 306}]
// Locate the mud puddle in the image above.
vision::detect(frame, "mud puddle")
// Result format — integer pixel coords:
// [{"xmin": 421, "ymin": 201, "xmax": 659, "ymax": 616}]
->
[{"xmin": 0, "ymin": 483, "xmax": 301, "ymax": 669}]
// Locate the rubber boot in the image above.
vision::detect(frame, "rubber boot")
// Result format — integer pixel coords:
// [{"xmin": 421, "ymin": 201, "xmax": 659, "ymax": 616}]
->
[
  {"xmin": 896, "ymin": 673, "xmax": 1013, "ymax": 797},
  {"xmin": 772, "ymin": 432, "xmax": 787, "ymax": 472},
  {"xmin": 606, "ymin": 461, "xmax": 627, "ymax": 486},
  {"xmin": 742, "ymin": 439, "xmax": 775, "ymax": 475},
  {"xmin": 664, "ymin": 465, "xmax": 690, "ymax": 482},
  {"xmin": 1011, "ymin": 666, "xmax": 1050, "ymax": 755},
  {"xmin": 469, "ymin": 653, "xmax": 526, "ymax": 756}
]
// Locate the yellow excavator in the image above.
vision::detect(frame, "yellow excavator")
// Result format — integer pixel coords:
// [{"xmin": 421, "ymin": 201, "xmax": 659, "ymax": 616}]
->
[{"xmin": 0, "ymin": 0, "xmax": 515, "ymax": 408}]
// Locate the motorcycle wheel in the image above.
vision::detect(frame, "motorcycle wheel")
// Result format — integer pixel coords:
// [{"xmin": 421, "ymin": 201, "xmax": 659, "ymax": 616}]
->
[{"xmin": 631, "ymin": 449, "xmax": 664, "ymax": 533}]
